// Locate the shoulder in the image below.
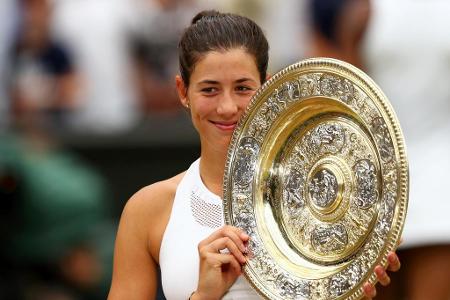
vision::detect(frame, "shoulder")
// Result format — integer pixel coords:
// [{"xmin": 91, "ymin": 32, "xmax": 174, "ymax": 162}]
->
[
  {"xmin": 124, "ymin": 172, "xmax": 186, "ymax": 215},
  {"xmin": 119, "ymin": 171, "xmax": 186, "ymax": 260},
  {"xmin": 122, "ymin": 171, "xmax": 186, "ymax": 227}
]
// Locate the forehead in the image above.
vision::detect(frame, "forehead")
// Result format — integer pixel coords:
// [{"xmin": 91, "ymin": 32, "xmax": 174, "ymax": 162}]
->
[{"xmin": 190, "ymin": 48, "xmax": 260, "ymax": 83}]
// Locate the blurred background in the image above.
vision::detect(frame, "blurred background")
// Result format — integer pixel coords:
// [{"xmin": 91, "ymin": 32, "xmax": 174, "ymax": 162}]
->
[{"xmin": 0, "ymin": 0, "xmax": 449, "ymax": 299}]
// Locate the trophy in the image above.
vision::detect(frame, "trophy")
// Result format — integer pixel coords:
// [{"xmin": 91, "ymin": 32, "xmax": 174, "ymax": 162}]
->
[{"xmin": 223, "ymin": 58, "xmax": 408, "ymax": 300}]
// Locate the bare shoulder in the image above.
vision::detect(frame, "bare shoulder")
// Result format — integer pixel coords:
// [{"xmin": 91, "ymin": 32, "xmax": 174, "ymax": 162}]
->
[
  {"xmin": 124, "ymin": 171, "xmax": 186, "ymax": 219},
  {"xmin": 119, "ymin": 171, "xmax": 186, "ymax": 261},
  {"xmin": 121, "ymin": 171, "xmax": 186, "ymax": 235}
]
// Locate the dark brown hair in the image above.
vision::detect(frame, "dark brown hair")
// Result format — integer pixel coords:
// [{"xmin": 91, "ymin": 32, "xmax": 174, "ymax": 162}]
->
[{"xmin": 178, "ymin": 10, "xmax": 269, "ymax": 86}]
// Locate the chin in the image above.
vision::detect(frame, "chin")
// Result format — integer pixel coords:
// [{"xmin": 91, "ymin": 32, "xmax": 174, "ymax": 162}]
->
[{"xmin": 216, "ymin": 135, "xmax": 233, "ymax": 151}]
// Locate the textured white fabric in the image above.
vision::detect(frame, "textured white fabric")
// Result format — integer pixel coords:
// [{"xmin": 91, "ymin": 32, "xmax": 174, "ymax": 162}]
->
[
  {"xmin": 363, "ymin": 0, "xmax": 450, "ymax": 248},
  {"xmin": 159, "ymin": 159, "xmax": 262, "ymax": 300}
]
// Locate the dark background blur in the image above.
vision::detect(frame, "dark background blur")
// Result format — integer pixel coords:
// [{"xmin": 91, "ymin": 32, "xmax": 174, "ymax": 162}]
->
[{"xmin": 1, "ymin": 0, "xmax": 449, "ymax": 299}]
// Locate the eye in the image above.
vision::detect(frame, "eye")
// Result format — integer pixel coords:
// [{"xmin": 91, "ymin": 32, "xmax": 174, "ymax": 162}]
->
[
  {"xmin": 235, "ymin": 85, "xmax": 253, "ymax": 92},
  {"xmin": 201, "ymin": 87, "xmax": 218, "ymax": 94}
]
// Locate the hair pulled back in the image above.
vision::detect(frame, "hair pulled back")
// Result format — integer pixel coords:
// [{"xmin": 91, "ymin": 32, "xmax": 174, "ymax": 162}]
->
[{"xmin": 179, "ymin": 10, "xmax": 269, "ymax": 85}]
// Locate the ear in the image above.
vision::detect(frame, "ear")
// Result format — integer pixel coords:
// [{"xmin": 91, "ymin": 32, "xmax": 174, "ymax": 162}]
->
[{"xmin": 175, "ymin": 75, "xmax": 189, "ymax": 108}]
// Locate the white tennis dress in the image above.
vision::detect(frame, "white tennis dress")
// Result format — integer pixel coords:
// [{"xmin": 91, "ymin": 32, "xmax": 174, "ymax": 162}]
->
[{"xmin": 159, "ymin": 159, "xmax": 262, "ymax": 300}]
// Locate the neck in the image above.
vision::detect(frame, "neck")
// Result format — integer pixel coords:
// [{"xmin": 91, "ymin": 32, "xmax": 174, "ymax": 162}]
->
[{"xmin": 199, "ymin": 145, "xmax": 229, "ymax": 198}]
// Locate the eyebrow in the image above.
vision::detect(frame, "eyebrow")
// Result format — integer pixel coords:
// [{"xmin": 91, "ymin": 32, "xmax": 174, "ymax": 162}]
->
[
  {"xmin": 198, "ymin": 78, "xmax": 257, "ymax": 85},
  {"xmin": 236, "ymin": 78, "xmax": 257, "ymax": 84},
  {"xmin": 199, "ymin": 80, "xmax": 220, "ymax": 85}
]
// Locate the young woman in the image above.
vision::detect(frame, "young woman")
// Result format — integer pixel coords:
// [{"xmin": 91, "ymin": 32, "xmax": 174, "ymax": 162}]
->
[{"xmin": 108, "ymin": 10, "xmax": 400, "ymax": 300}]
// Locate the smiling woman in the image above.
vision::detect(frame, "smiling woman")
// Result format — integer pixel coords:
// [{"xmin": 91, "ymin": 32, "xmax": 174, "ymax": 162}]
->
[
  {"xmin": 176, "ymin": 49, "xmax": 261, "ymax": 153},
  {"xmin": 108, "ymin": 10, "xmax": 400, "ymax": 300}
]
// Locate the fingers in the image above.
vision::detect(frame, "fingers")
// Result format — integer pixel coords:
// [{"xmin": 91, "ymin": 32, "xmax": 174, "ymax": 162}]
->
[
  {"xmin": 363, "ymin": 282, "xmax": 376, "ymax": 299},
  {"xmin": 375, "ymin": 265, "xmax": 391, "ymax": 286},
  {"xmin": 198, "ymin": 225, "xmax": 249, "ymax": 266},
  {"xmin": 205, "ymin": 253, "xmax": 242, "ymax": 275},
  {"xmin": 208, "ymin": 237, "xmax": 247, "ymax": 264},
  {"xmin": 363, "ymin": 250, "xmax": 400, "ymax": 299},
  {"xmin": 199, "ymin": 225, "xmax": 249, "ymax": 253},
  {"xmin": 387, "ymin": 251, "xmax": 401, "ymax": 272}
]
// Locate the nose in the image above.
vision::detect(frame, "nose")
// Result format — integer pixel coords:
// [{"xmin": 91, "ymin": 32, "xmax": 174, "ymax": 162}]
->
[{"xmin": 217, "ymin": 91, "xmax": 238, "ymax": 118}]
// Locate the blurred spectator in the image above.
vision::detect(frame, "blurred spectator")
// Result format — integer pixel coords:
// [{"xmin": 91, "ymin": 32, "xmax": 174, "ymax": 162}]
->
[
  {"xmin": 129, "ymin": 0, "xmax": 200, "ymax": 115},
  {"xmin": 0, "ymin": 0, "xmax": 19, "ymax": 130},
  {"xmin": 10, "ymin": 0, "xmax": 79, "ymax": 132},
  {"xmin": 52, "ymin": 0, "xmax": 139, "ymax": 135},
  {"xmin": 262, "ymin": 0, "xmax": 309, "ymax": 70},
  {"xmin": 306, "ymin": 0, "xmax": 371, "ymax": 69},
  {"xmin": 363, "ymin": 0, "xmax": 450, "ymax": 299},
  {"xmin": 2, "ymin": 3, "xmax": 115, "ymax": 297},
  {"xmin": 211, "ymin": 0, "xmax": 308, "ymax": 72},
  {"xmin": 0, "ymin": 130, "xmax": 115, "ymax": 299}
]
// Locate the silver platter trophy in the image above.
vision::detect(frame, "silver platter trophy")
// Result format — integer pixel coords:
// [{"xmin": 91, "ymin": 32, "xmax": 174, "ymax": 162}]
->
[{"xmin": 223, "ymin": 58, "xmax": 408, "ymax": 300}]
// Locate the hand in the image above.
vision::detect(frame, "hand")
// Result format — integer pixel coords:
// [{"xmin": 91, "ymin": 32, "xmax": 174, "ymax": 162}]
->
[
  {"xmin": 362, "ymin": 251, "xmax": 401, "ymax": 299},
  {"xmin": 191, "ymin": 225, "xmax": 249, "ymax": 300}
]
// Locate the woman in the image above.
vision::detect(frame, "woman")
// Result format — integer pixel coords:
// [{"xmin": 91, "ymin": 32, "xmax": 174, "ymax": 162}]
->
[{"xmin": 108, "ymin": 10, "xmax": 400, "ymax": 300}]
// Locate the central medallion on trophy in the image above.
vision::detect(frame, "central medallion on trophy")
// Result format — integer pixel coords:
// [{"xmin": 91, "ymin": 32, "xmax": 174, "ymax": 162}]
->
[
  {"xmin": 306, "ymin": 158, "xmax": 349, "ymax": 222},
  {"xmin": 309, "ymin": 169, "xmax": 338, "ymax": 209}
]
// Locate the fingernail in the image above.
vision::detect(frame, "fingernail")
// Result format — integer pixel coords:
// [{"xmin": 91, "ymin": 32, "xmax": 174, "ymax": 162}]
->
[{"xmin": 241, "ymin": 233, "xmax": 249, "ymax": 239}]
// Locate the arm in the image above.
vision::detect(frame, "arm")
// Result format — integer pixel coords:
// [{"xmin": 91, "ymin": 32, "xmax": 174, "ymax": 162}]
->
[{"xmin": 108, "ymin": 190, "xmax": 158, "ymax": 299}]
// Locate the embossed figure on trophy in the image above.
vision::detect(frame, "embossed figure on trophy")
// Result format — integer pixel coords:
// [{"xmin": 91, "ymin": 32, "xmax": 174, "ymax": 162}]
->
[
  {"xmin": 284, "ymin": 168, "xmax": 305, "ymax": 213},
  {"xmin": 337, "ymin": 79, "xmax": 357, "ymax": 104},
  {"xmin": 309, "ymin": 169, "xmax": 339, "ymax": 208},
  {"xmin": 249, "ymin": 116, "xmax": 267, "ymax": 142},
  {"xmin": 274, "ymin": 81, "xmax": 301, "ymax": 108},
  {"xmin": 286, "ymin": 81, "xmax": 301, "ymax": 101},
  {"xmin": 261, "ymin": 96, "xmax": 282, "ymax": 122},
  {"xmin": 275, "ymin": 274, "xmax": 311, "ymax": 299},
  {"xmin": 312, "ymin": 224, "xmax": 349, "ymax": 254},
  {"xmin": 354, "ymin": 159, "xmax": 378, "ymax": 209},
  {"xmin": 310, "ymin": 123, "xmax": 345, "ymax": 154},
  {"xmin": 320, "ymin": 74, "xmax": 342, "ymax": 97},
  {"xmin": 298, "ymin": 74, "xmax": 321, "ymax": 97},
  {"xmin": 234, "ymin": 137, "xmax": 260, "ymax": 186},
  {"xmin": 274, "ymin": 88, "xmax": 288, "ymax": 109},
  {"xmin": 235, "ymin": 212, "xmax": 256, "ymax": 234},
  {"xmin": 371, "ymin": 117, "xmax": 394, "ymax": 162}
]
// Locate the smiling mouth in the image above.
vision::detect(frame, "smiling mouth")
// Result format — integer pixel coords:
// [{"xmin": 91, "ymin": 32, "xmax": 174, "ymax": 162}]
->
[{"xmin": 210, "ymin": 121, "xmax": 237, "ymax": 131}]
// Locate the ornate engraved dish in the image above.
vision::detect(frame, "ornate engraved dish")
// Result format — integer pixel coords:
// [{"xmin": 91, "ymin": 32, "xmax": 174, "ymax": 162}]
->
[{"xmin": 223, "ymin": 58, "xmax": 408, "ymax": 300}]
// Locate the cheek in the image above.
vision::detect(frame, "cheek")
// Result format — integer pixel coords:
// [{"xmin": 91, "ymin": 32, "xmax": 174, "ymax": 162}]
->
[
  {"xmin": 239, "ymin": 94, "xmax": 255, "ymax": 111},
  {"xmin": 191, "ymin": 99, "xmax": 216, "ymax": 122}
]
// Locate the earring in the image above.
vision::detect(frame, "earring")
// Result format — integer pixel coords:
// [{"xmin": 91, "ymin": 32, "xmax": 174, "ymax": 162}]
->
[{"xmin": 185, "ymin": 102, "xmax": 190, "ymax": 109}]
